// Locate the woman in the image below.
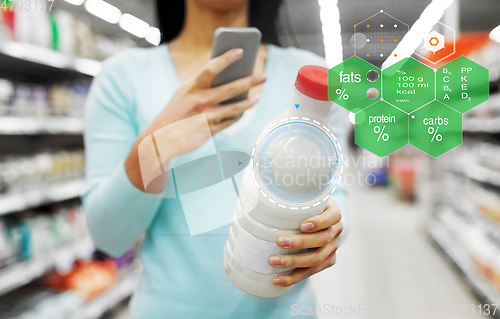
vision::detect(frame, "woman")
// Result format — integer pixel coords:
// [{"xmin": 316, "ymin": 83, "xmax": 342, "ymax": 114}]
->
[{"xmin": 83, "ymin": 0, "xmax": 348, "ymax": 318}]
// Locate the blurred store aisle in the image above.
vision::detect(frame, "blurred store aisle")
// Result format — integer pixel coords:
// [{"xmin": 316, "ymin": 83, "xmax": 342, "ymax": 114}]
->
[{"xmin": 311, "ymin": 182, "xmax": 489, "ymax": 319}]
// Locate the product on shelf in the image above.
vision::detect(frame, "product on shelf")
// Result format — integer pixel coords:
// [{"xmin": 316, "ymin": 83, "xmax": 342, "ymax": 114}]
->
[
  {"xmin": 0, "ymin": 5, "xmax": 138, "ymax": 61},
  {"xmin": 362, "ymin": 149, "xmax": 389, "ymax": 187},
  {"xmin": 0, "ymin": 200, "xmax": 141, "ymax": 317},
  {"xmin": 0, "ymin": 247, "xmax": 140, "ymax": 318},
  {"xmin": 0, "ymin": 286, "xmax": 84, "ymax": 319},
  {"xmin": 0, "ymin": 77, "xmax": 90, "ymax": 118},
  {"xmin": 0, "ymin": 220, "xmax": 14, "ymax": 268},
  {"xmin": 388, "ymin": 151, "xmax": 419, "ymax": 202},
  {"xmin": 15, "ymin": 2, "xmax": 52, "ymax": 48},
  {"xmin": 0, "ymin": 150, "xmax": 85, "ymax": 195},
  {"xmin": 494, "ymin": 255, "xmax": 500, "ymax": 292},
  {"xmin": 475, "ymin": 142, "xmax": 500, "ymax": 174},
  {"xmin": 467, "ymin": 181, "xmax": 500, "ymax": 225},
  {"xmin": 0, "ymin": 5, "xmax": 14, "ymax": 40},
  {"xmin": 67, "ymin": 84, "xmax": 89, "ymax": 118},
  {"xmin": 437, "ymin": 207, "xmax": 500, "ymax": 294},
  {"xmin": 0, "ymin": 204, "xmax": 91, "ymax": 270},
  {"xmin": 44, "ymin": 259, "xmax": 117, "ymax": 300},
  {"xmin": 49, "ymin": 82, "xmax": 89, "ymax": 118},
  {"xmin": 12, "ymin": 83, "xmax": 50, "ymax": 117},
  {"xmin": 0, "ymin": 79, "xmax": 14, "ymax": 116},
  {"xmin": 52, "ymin": 10, "xmax": 75, "ymax": 54}
]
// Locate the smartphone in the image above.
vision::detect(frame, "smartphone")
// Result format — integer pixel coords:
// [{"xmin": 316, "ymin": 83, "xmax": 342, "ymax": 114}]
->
[{"xmin": 211, "ymin": 27, "xmax": 262, "ymax": 105}]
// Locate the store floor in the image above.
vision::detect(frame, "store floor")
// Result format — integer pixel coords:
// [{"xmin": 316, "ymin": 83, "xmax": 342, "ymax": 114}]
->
[
  {"xmin": 311, "ymin": 181, "xmax": 489, "ymax": 319},
  {"xmin": 105, "ymin": 180, "xmax": 487, "ymax": 319}
]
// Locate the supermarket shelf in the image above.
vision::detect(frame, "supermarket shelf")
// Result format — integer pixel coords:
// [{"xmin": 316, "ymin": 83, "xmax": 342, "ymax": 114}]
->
[
  {"xmin": 0, "ymin": 238, "xmax": 94, "ymax": 298},
  {"xmin": 480, "ymin": 218, "xmax": 500, "ymax": 243},
  {"xmin": 463, "ymin": 117, "xmax": 500, "ymax": 133},
  {"xmin": 0, "ymin": 117, "xmax": 84, "ymax": 135},
  {"xmin": 436, "ymin": 183, "xmax": 500, "ymax": 243},
  {"xmin": 463, "ymin": 163, "xmax": 500, "ymax": 188},
  {"xmin": 445, "ymin": 199, "xmax": 500, "ymax": 244},
  {"xmin": 428, "ymin": 219, "xmax": 500, "ymax": 317},
  {"xmin": 74, "ymin": 266, "xmax": 142, "ymax": 319},
  {"xmin": 0, "ymin": 180, "xmax": 85, "ymax": 216},
  {"xmin": 0, "ymin": 41, "xmax": 101, "ymax": 77}
]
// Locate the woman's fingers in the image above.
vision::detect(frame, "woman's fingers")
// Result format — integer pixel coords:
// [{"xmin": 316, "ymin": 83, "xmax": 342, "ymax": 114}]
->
[
  {"xmin": 275, "ymin": 223, "xmax": 342, "ymax": 250},
  {"xmin": 207, "ymin": 95, "xmax": 259, "ymax": 134},
  {"xmin": 208, "ymin": 73, "xmax": 266, "ymax": 104},
  {"xmin": 299, "ymin": 199, "xmax": 342, "ymax": 233},
  {"xmin": 194, "ymin": 48, "xmax": 244, "ymax": 88},
  {"xmin": 189, "ymin": 47, "xmax": 266, "ymax": 106},
  {"xmin": 206, "ymin": 95, "xmax": 260, "ymax": 124},
  {"xmin": 272, "ymin": 253, "xmax": 337, "ymax": 287},
  {"xmin": 269, "ymin": 236, "xmax": 339, "ymax": 268},
  {"xmin": 266, "ymin": 198, "xmax": 343, "ymax": 287}
]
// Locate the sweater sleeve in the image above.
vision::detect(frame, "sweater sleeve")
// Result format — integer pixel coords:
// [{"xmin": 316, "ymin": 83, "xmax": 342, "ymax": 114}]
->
[{"xmin": 82, "ymin": 53, "xmax": 163, "ymax": 257}]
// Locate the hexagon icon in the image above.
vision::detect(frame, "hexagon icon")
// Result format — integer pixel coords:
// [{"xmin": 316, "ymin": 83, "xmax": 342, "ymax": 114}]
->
[
  {"xmin": 424, "ymin": 31, "xmax": 445, "ymax": 53},
  {"xmin": 437, "ymin": 56, "xmax": 489, "ymax": 113},
  {"xmin": 414, "ymin": 21, "xmax": 456, "ymax": 65},
  {"xmin": 409, "ymin": 100, "xmax": 462, "ymax": 157},
  {"xmin": 328, "ymin": 56, "xmax": 381, "ymax": 113},
  {"xmin": 355, "ymin": 100, "xmax": 408, "ymax": 157},
  {"xmin": 382, "ymin": 57, "xmax": 435, "ymax": 113},
  {"xmin": 351, "ymin": 10, "xmax": 409, "ymax": 60}
]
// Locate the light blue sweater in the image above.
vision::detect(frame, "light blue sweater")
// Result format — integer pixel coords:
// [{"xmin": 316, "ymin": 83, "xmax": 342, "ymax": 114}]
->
[{"xmin": 83, "ymin": 44, "xmax": 348, "ymax": 319}]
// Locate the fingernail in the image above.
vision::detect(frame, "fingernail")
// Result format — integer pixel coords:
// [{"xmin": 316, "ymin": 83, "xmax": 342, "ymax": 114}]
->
[
  {"xmin": 256, "ymin": 73, "xmax": 267, "ymax": 82},
  {"xmin": 269, "ymin": 256, "xmax": 283, "ymax": 266},
  {"xmin": 278, "ymin": 236, "xmax": 291, "ymax": 248},
  {"xmin": 272, "ymin": 278, "xmax": 284, "ymax": 286},
  {"xmin": 233, "ymin": 48, "xmax": 243, "ymax": 58},
  {"xmin": 252, "ymin": 94, "xmax": 260, "ymax": 103},
  {"xmin": 300, "ymin": 222, "xmax": 314, "ymax": 232}
]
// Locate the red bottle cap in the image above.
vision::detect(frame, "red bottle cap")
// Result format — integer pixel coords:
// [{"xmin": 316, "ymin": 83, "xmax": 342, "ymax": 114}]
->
[{"xmin": 294, "ymin": 65, "xmax": 329, "ymax": 101}]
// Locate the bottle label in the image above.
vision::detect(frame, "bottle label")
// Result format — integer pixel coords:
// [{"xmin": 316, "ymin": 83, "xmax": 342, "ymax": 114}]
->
[{"xmin": 232, "ymin": 223, "xmax": 290, "ymax": 275}]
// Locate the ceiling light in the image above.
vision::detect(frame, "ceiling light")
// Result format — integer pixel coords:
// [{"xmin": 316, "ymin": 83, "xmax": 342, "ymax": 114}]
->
[
  {"xmin": 490, "ymin": 25, "xmax": 500, "ymax": 43},
  {"xmin": 146, "ymin": 27, "xmax": 162, "ymax": 46},
  {"xmin": 84, "ymin": 0, "xmax": 121, "ymax": 24},
  {"xmin": 119, "ymin": 14, "xmax": 150, "ymax": 38},
  {"xmin": 318, "ymin": 0, "xmax": 343, "ymax": 67},
  {"xmin": 64, "ymin": 0, "xmax": 85, "ymax": 5}
]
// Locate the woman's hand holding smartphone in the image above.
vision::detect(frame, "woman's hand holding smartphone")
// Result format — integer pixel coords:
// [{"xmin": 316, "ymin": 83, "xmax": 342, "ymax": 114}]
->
[{"xmin": 125, "ymin": 48, "xmax": 266, "ymax": 192}]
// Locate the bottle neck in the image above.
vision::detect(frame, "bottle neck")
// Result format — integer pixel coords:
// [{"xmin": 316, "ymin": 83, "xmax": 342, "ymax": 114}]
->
[{"xmin": 285, "ymin": 88, "xmax": 333, "ymax": 119}]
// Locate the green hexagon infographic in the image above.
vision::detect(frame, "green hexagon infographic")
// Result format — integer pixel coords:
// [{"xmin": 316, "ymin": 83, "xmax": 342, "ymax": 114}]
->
[
  {"xmin": 328, "ymin": 56, "xmax": 381, "ymax": 113},
  {"xmin": 436, "ymin": 56, "xmax": 489, "ymax": 113},
  {"xmin": 382, "ymin": 57, "xmax": 435, "ymax": 113},
  {"xmin": 327, "ymin": 53, "xmax": 488, "ymax": 158},
  {"xmin": 409, "ymin": 100, "xmax": 462, "ymax": 157},
  {"xmin": 355, "ymin": 101, "xmax": 408, "ymax": 157}
]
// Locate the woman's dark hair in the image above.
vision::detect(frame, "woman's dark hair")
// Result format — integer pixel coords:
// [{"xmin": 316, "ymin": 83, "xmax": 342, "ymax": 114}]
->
[{"xmin": 156, "ymin": 0, "xmax": 283, "ymax": 45}]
